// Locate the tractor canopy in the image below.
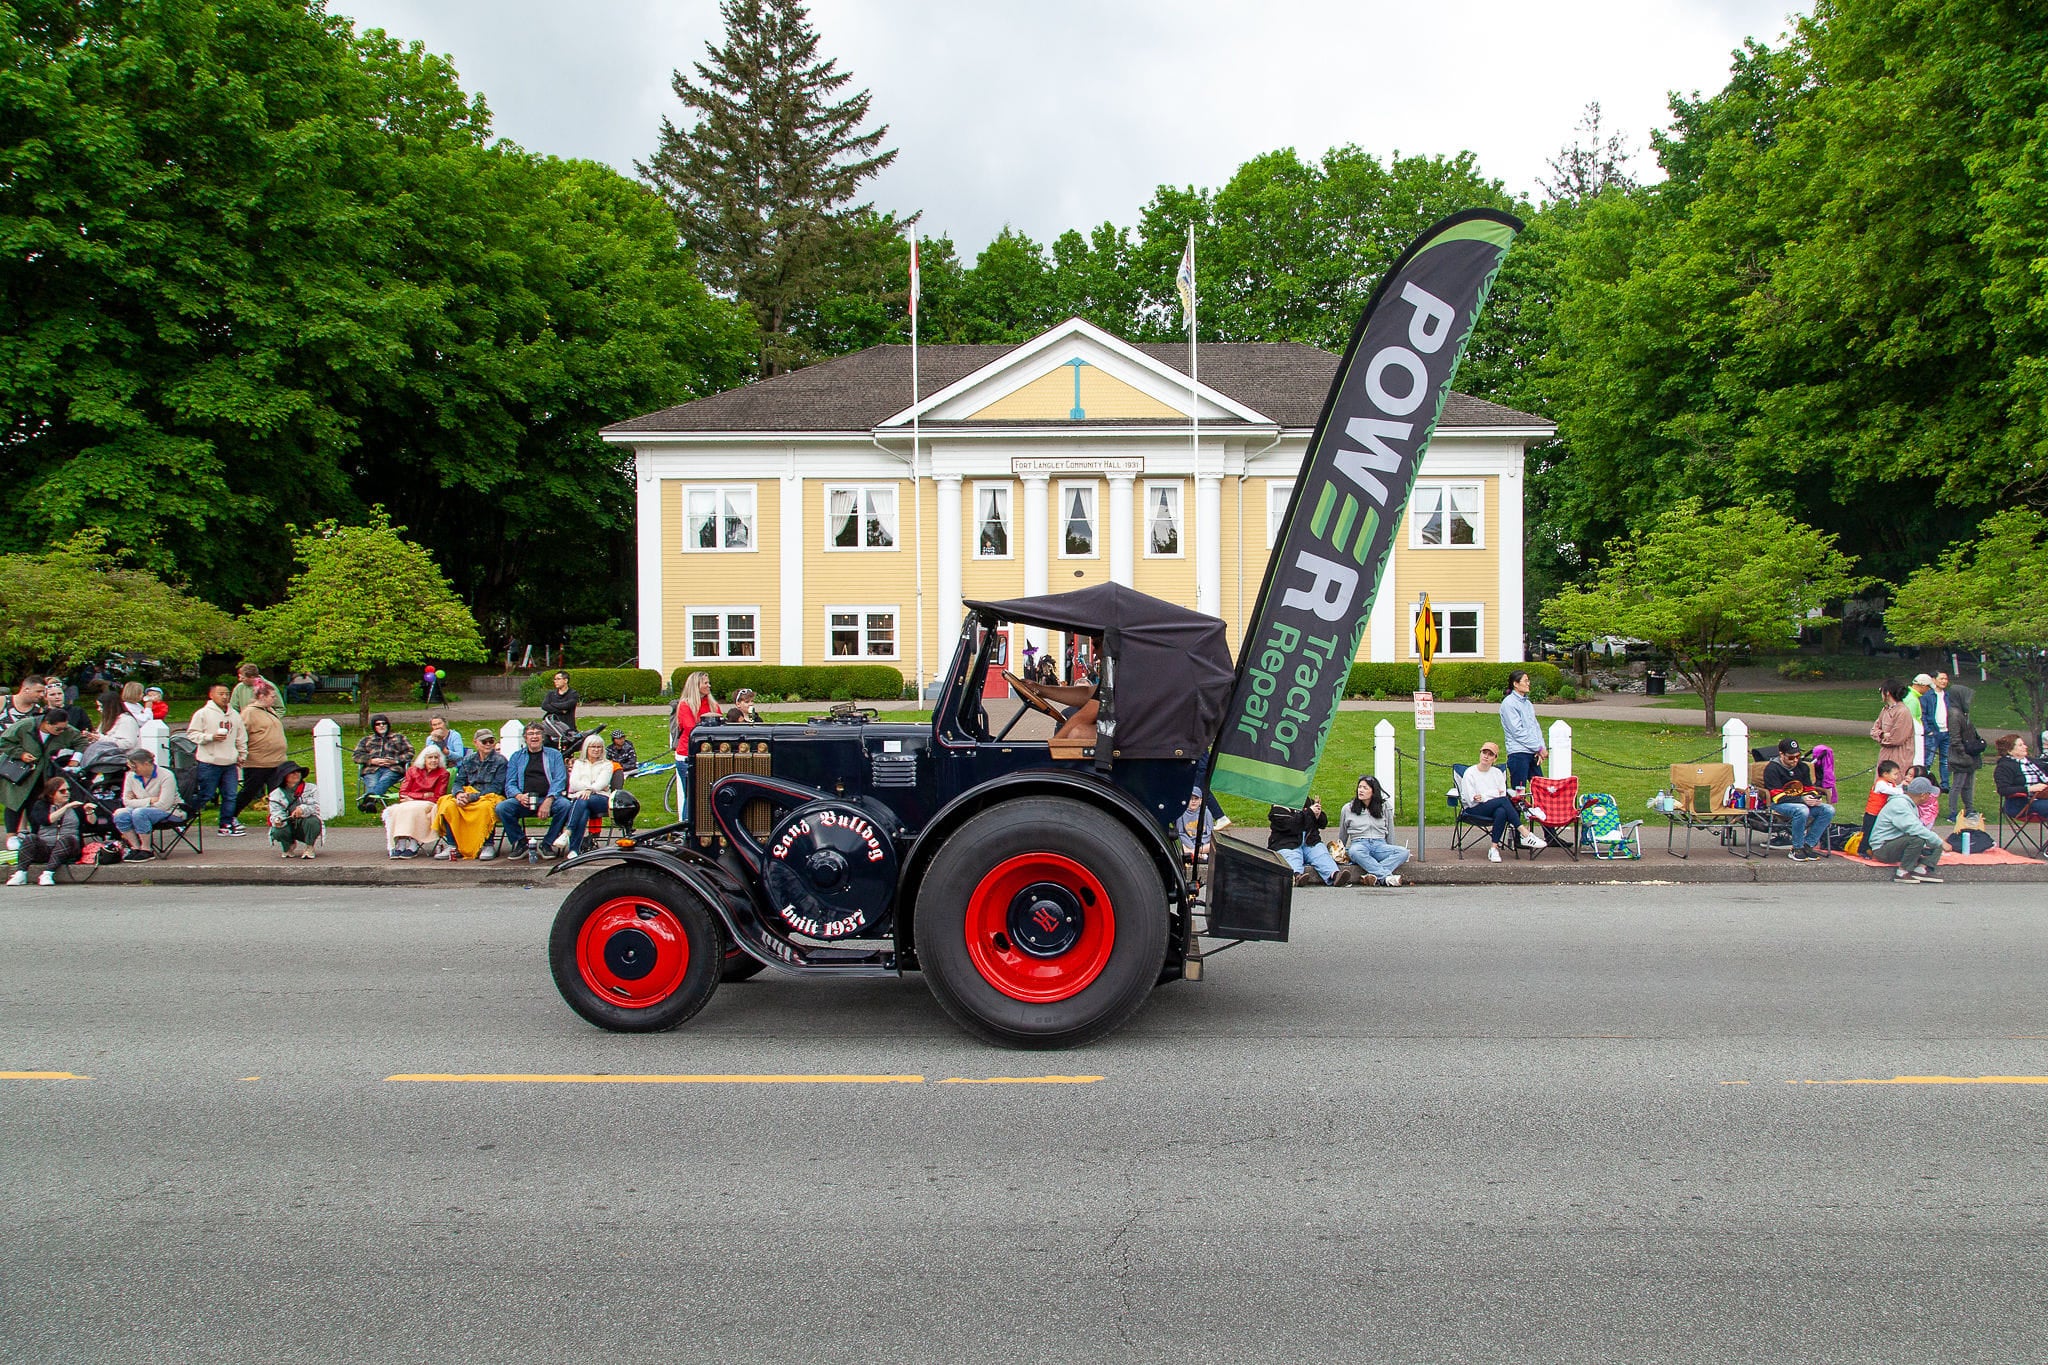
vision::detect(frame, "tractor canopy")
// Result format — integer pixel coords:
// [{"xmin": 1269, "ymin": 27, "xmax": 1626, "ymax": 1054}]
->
[{"xmin": 966, "ymin": 583, "xmax": 1234, "ymax": 760}]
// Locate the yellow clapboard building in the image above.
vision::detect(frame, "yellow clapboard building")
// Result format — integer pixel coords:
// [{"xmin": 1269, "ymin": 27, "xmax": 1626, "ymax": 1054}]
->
[{"xmin": 606, "ymin": 318, "xmax": 1552, "ymax": 689}]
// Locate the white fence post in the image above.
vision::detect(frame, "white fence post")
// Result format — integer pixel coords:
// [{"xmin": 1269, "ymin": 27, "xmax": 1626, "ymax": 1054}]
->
[
  {"xmin": 499, "ymin": 718, "xmax": 526, "ymax": 753},
  {"xmin": 1548, "ymin": 719, "xmax": 1572, "ymax": 781},
  {"xmin": 312, "ymin": 719, "xmax": 343, "ymax": 820},
  {"xmin": 1374, "ymin": 719, "xmax": 1397, "ymax": 802},
  {"xmin": 138, "ymin": 717, "xmax": 169, "ymax": 768},
  {"xmin": 1721, "ymin": 716, "xmax": 1750, "ymax": 776}
]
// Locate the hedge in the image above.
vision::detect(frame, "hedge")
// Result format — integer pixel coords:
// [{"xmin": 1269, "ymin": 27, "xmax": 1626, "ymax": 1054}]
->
[
  {"xmin": 1346, "ymin": 661, "xmax": 1565, "ymax": 701},
  {"xmin": 518, "ymin": 668, "xmax": 666, "ymax": 706},
  {"xmin": 670, "ymin": 664, "xmax": 908, "ymax": 702}
]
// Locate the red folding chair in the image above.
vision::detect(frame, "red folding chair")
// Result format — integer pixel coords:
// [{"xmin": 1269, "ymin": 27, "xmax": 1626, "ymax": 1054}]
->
[{"xmin": 1525, "ymin": 775, "xmax": 1582, "ymax": 859}]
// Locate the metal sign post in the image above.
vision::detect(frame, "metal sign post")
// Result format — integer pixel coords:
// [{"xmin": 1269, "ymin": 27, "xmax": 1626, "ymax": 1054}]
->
[{"xmin": 1414, "ymin": 593, "xmax": 1437, "ymax": 860}]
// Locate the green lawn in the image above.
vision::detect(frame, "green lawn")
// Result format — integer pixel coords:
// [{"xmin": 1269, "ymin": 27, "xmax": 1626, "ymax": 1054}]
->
[{"xmin": 1651, "ymin": 685, "xmax": 2027, "ymax": 731}]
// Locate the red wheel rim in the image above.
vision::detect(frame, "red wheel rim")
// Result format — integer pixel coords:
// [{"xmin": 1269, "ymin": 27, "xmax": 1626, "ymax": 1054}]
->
[
  {"xmin": 964, "ymin": 852, "xmax": 1115, "ymax": 1003},
  {"xmin": 575, "ymin": 896, "xmax": 690, "ymax": 1008}
]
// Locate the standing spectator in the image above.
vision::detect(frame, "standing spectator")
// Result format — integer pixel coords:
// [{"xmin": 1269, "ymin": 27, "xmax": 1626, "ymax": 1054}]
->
[
  {"xmin": 1267, "ymin": 794, "xmax": 1348, "ymax": 887},
  {"xmin": 1992, "ymin": 734, "xmax": 2048, "ymax": 822},
  {"xmin": 1946, "ymin": 681, "xmax": 1985, "ymax": 821},
  {"xmin": 1869, "ymin": 679, "xmax": 1915, "ymax": 777},
  {"xmin": 605, "ymin": 729, "xmax": 640, "ymax": 773},
  {"xmin": 99, "ymin": 692, "xmax": 141, "ymax": 752},
  {"xmin": 267, "ymin": 763, "xmax": 322, "ymax": 859},
  {"xmin": 2, "ymin": 707, "xmax": 83, "ymax": 845},
  {"xmin": 351, "ymin": 715, "xmax": 413, "ymax": 810},
  {"xmin": 234, "ymin": 681, "xmax": 290, "ymax": 823},
  {"xmin": 670, "ymin": 671, "xmax": 717, "ymax": 756},
  {"xmin": 540, "ymin": 671, "xmax": 581, "ymax": 745},
  {"xmin": 1908, "ymin": 673, "xmax": 1942, "ymax": 782},
  {"xmin": 43, "ymin": 678, "xmax": 90, "ymax": 732},
  {"xmin": 1860, "ymin": 760, "xmax": 1904, "ymax": 848},
  {"xmin": 1868, "ymin": 776, "xmax": 1945, "ymax": 884},
  {"xmin": 1, "ymin": 677, "xmax": 41, "ymax": 729},
  {"xmin": 435, "ymin": 730, "xmax": 508, "ymax": 860},
  {"xmin": 561, "ymin": 734, "xmax": 617, "ymax": 856},
  {"xmin": 1338, "ymin": 775, "xmax": 1410, "ymax": 886},
  {"xmin": 422, "ymin": 715, "xmax": 467, "ymax": 764},
  {"xmin": 1763, "ymin": 738, "xmax": 1836, "ymax": 862},
  {"xmin": 1922, "ymin": 671, "xmax": 1953, "ymax": 792},
  {"xmin": 5, "ymin": 775, "xmax": 83, "ymax": 886},
  {"xmin": 228, "ymin": 663, "xmax": 276, "ymax": 716},
  {"xmin": 184, "ymin": 682, "xmax": 248, "ymax": 837},
  {"xmin": 1457, "ymin": 742, "xmax": 1542, "ymax": 862},
  {"xmin": 381, "ymin": 747, "xmax": 449, "ymax": 857},
  {"xmin": 118, "ymin": 682, "xmax": 151, "ymax": 735},
  {"xmin": 496, "ymin": 723, "xmax": 567, "ymax": 858},
  {"xmin": 142, "ymin": 686, "xmax": 168, "ymax": 721},
  {"xmin": 112, "ymin": 748, "xmax": 177, "ymax": 861},
  {"xmin": 1498, "ymin": 669, "xmax": 1547, "ymax": 789}
]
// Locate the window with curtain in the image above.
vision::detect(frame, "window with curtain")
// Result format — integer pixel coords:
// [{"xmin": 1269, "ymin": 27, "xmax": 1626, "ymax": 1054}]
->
[
  {"xmin": 829, "ymin": 486, "xmax": 896, "ymax": 549},
  {"xmin": 1061, "ymin": 483, "xmax": 1096, "ymax": 557},
  {"xmin": 684, "ymin": 486, "xmax": 754, "ymax": 550},
  {"xmin": 975, "ymin": 484, "xmax": 1010, "ymax": 558},
  {"xmin": 1144, "ymin": 482, "xmax": 1182, "ymax": 557},
  {"xmin": 1411, "ymin": 482, "xmax": 1482, "ymax": 547}
]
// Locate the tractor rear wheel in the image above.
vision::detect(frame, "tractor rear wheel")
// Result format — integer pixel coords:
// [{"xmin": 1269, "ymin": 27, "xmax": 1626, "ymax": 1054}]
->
[
  {"xmin": 915, "ymin": 796, "xmax": 1169, "ymax": 1049},
  {"xmin": 549, "ymin": 865, "xmax": 723, "ymax": 1033}
]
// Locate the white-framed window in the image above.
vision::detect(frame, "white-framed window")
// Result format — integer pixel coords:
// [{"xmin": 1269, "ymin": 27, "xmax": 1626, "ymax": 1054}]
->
[
  {"xmin": 684, "ymin": 485, "xmax": 755, "ymax": 551},
  {"xmin": 1142, "ymin": 480, "xmax": 1183, "ymax": 558},
  {"xmin": 827, "ymin": 485, "xmax": 897, "ymax": 550},
  {"xmin": 1267, "ymin": 481, "xmax": 1295, "ymax": 547},
  {"xmin": 1059, "ymin": 480, "xmax": 1097, "ymax": 558},
  {"xmin": 972, "ymin": 482, "xmax": 1012, "ymax": 559},
  {"xmin": 827, "ymin": 606, "xmax": 899, "ymax": 659},
  {"xmin": 687, "ymin": 606, "xmax": 760, "ymax": 660},
  {"xmin": 1410, "ymin": 482, "xmax": 1483, "ymax": 548},
  {"xmin": 1408, "ymin": 602, "xmax": 1484, "ymax": 659}
]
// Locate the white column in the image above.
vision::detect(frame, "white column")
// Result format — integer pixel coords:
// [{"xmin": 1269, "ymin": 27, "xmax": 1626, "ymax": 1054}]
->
[
  {"xmin": 1021, "ymin": 475, "xmax": 1049, "ymax": 650},
  {"xmin": 1496, "ymin": 462, "xmax": 1525, "ymax": 661},
  {"xmin": 634, "ymin": 458, "xmax": 664, "ymax": 679},
  {"xmin": 779, "ymin": 472, "xmax": 804, "ymax": 665},
  {"xmin": 499, "ymin": 718, "xmax": 527, "ymax": 752},
  {"xmin": 1374, "ymin": 719, "xmax": 1398, "ymax": 801},
  {"xmin": 312, "ymin": 719, "xmax": 343, "ymax": 820},
  {"xmin": 138, "ymin": 718, "xmax": 169, "ymax": 768},
  {"xmin": 1108, "ymin": 475, "xmax": 1135, "ymax": 587},
  {"xmin": 1370, "ymin": 556, "xmax": 1397, "ymax": 662},
  {"xmin": 1196, "ymin": 474, "xmax": 1222, "ymax": 616},
  {"xmin": 936, "ymin": 475, "xmax": 963, "ymax": 643},
  {"xmin": 1722, "ymin": 717, "xmax": 1750, "ymax": 775},
  {"xmin": 1548, "ymin": 719, "xmax": 1572, "ymax": 780}
]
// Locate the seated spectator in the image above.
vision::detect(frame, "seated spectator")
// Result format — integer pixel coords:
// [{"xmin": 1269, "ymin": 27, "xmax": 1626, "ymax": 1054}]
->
[
  {"xmin": 3, "ymin": 705, "xmax": 83, "ymax": 846},
  {"xmin": 6, "ymin": 776, "xmax": 83, "ymax": 886},
  {"xmin": 1860, "ymin": 759, "xmax": 1904, "ymax": 847},
  {"xmin": 1908, "ymin": 765, "xmax": 1940, "ymax": 826},
  {"xmin": 1458, "ymin": 743, "xmax": 1544, "ymax": 862},
  {"xmin": 99, "ymin": 692, "xmax": 141, "ymax": 753},
  {"xmin": 561, "ymin": 734, "xmax": 617, "ymax": 856},
  {"xmin": 351, "ymin": 715, "xmax": 413, "ymax": 810},
  {"xmin": 142, "ymin": 686, "xmax": 168, "ymax": 721},
  {"xmin": 286, "ymin": 671, "xmax": 318, "ymax": 706},
  {"xmin": 605, "ymin": 729, "xmax": 640, "ymax": 772},
  {"xmin": 1992, "ymin": 734, "xmax": 2048, "ymax": 821},
  {"xmin": 235, "ymin": 681, "xmax": 290, "ymax": 824},
  {"xmin": 112, "ymin": 748, "xmax": 178, "ymax": 862},
  {"xmin": 723, "ymin": 689, "xmax": 763, "ymax": 724},
  {"xmin": 381, "ymin": 747, "xmax": 449, "ymax": 857},
  {"xmin": 1338, "ymin": 775, "xmax": 1410, "ymax": 886},
  {"xmin": 1868, "ymin": 776, "xmax": 1945, "ymax": 883},
  {"xmin": 496, "ymin": 723, "xmax": 568, "ymax": 859},
  {"xmin": 435, "ymin": 729, "xmax": 509, "ymax": 861},
  {"xmin": 184, "ymin": 682, "xmax": 246, "ymax": 836},
  {"xmin": 422, "ymin": 714, "xmax": 467, "ymax": 764},
  {"xmin": 1764, "ymin": 738, "xmax": 1836, "ymax": 862},
  {"xmin": 1174, "ymin": 788, "xmax": 1230, "ymax": 865},
  {"xmin": 1267, "ymin": 794, "xmax": 1346, "ymax": 887},
  {"xmin": 267, "ymin": 762, "xmax": 322, "ymax": 859}
]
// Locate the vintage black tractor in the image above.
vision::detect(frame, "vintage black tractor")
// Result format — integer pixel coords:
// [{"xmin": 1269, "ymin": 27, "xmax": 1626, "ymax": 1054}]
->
[{"xmin": 547, "ymin": 583, "xmax": 1294, "ymax": 1048}]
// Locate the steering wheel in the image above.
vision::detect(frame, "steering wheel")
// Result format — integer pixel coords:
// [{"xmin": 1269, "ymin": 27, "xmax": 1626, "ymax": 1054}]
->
[{"xmin": 1004, "ymin": 671, "xmax": 1064, "ymax": 721}]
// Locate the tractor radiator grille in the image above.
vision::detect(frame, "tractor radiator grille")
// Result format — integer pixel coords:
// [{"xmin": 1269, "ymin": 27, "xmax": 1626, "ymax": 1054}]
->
[
  {"xmin": 871, "ymin": 752, "xmax": 918, "ymax": 788},
  {"xmin": 692, "ymin": 739, "xmax": 774, "ymax": 845}
]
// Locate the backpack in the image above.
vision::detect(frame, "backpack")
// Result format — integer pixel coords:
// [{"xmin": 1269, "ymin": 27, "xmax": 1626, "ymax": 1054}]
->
[{"xmin": 1947, "ymin": 828, "xmax": 1991, "ymax": 854}]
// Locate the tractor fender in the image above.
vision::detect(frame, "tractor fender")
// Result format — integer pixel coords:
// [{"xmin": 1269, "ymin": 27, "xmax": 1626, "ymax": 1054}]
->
[
  {"xmin": 549, "ymin": 844, "xmax": 793, "ymax": 975},
  {"xmin": 898, "ymin": 770, "xmax": 1189, "ymax": 962}
]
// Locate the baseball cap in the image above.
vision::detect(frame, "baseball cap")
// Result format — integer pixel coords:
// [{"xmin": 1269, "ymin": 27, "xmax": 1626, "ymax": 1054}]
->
[
  {"xmin": 1904, "ymin": 776, "xmax": 1937, "ymax": 797},
  {"xmin": 1912, "ymin": 673, "xmax": 1935, "ymax": 686},
  {"xmin": 1777, "ymin": 738, "xmax": 1802, "ymax": 754}
]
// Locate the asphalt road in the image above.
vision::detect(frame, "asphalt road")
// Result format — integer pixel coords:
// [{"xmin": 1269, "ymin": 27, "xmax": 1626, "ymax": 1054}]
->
[{"xmin": 3, "ymin": 883, "xmax": 2045, "ymax": 1364}]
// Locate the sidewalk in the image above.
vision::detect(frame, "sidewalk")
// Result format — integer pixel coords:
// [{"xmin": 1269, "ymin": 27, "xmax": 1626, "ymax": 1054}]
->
[{"xmin": 44, "ymin": 822, "xmax": 2047, "ymax": 889}]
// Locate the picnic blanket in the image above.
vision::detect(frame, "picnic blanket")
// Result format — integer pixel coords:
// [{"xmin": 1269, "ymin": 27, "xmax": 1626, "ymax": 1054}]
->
[{"xmin": 1831, "ymin": 847, "xmax": 2040, "ymax": 868}]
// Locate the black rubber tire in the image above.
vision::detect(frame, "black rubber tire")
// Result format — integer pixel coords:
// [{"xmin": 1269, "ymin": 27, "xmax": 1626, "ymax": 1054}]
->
[
  {"xmin": 915, "ymin": 796, "xmax": 1169, "ymax": 1049},
  {"xmin": 549, "ymin": 865, "xmax": 724, "ymax": 1033},
  {"xmin": 721, "ymin": 951, "xmax": 766, "ymax": 982}
]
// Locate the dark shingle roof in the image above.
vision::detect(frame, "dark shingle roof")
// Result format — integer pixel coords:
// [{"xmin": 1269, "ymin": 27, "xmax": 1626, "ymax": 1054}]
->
[{"xmin": 605, "ymin": 340, "xmax": 1547, "ymax": 434}]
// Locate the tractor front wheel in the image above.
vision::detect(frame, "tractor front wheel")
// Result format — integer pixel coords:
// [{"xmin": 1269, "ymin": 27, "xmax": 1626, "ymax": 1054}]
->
[
  {"xmin": 915, "ymin": 797, "xmax": 1169, "ymax": 1049},
  {"xmin": 549, "ymin": 866, "xmax": 724, "ymax": 1033}
]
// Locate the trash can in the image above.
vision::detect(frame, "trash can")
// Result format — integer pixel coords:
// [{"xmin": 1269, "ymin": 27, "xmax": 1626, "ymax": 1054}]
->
[{"xmin": 1645, "ymin": 672, "xmax": 1667, "ymax": 696}]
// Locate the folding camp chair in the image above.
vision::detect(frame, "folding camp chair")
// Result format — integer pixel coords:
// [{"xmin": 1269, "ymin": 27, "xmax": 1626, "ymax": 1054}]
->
[
  {"xmin": 1665, "ymin": 762, "xmax": 1761, "ymax": 859},
  {"xmin": 150, "ymin": 737, "xmax": 205, "ymax": 860},
  {"xmin": 1525, "ymin": 775, "xmax": 1581, "ymax": 859},
  {"xmin": 1577, "ymin": 791, "xmax": 1642, "ymax": 859},
  {"xmin": 1997, "ymin": 801, "xmax": 2048, "ymax": 858},
  {"xmin": 1446, "ymin": 763, "xmax": 1535, "ymax": 859}
]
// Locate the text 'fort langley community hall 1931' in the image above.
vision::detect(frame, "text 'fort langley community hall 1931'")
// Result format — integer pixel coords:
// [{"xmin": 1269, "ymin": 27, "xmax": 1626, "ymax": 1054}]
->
[{"xmin": 605, "ymin": 317, "xmax": 1553, "ymax": 688}]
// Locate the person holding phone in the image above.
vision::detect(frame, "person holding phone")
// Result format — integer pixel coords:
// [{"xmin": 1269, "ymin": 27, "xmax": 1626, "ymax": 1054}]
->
[
  {"xmin": 6, "ymin": 776, "xmax": 83, "ymax": 886},
  {"xmin": 1764, "ymin": 738, "xmax": 1836, "ymax": 862}
]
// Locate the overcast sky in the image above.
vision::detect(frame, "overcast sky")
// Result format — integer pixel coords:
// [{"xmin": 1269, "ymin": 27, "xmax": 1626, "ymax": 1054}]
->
[{"xmin": 331, "ymin": 0, "xmax": 1809, "ymax": 256}]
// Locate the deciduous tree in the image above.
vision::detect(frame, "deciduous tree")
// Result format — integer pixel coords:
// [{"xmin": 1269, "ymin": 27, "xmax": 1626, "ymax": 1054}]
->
[
  {"xmin": 0, "ymin": 533, "xmax": 239, "ymax": 678},
  {"xmin": 1885, "ymin": 508, "xmax": 2048, "ymax": 740}
]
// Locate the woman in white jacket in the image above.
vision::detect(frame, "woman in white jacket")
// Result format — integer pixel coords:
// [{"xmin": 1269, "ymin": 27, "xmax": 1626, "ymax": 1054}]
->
[{"xmin": 562, "ymin": 734, "xmax": 617, "ymax": 856}]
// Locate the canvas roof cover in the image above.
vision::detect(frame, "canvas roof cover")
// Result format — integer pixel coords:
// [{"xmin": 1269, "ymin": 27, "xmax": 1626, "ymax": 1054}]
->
[{"xmin": 966, "ymin": 584, "xmax": 1234, "ymax": 760}]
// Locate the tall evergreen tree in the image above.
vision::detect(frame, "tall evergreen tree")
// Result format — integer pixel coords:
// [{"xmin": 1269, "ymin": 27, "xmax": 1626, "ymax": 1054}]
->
[{"xmin": 641, "ymin": 0, "xmax": 897, "ymax": 376}]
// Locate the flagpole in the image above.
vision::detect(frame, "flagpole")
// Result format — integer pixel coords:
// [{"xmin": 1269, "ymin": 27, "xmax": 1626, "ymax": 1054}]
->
[
  {"xmin": 1187, "ymin": 224, "xmax": 1200, "ymax": 614},
  {"xmin": 911, "ymin": 234, "xmax": 926, "ymax": 703}
]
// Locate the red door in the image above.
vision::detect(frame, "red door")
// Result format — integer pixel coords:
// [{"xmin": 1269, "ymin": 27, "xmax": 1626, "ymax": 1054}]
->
[{"xmin": 983, "ymin": 628, "xmax": 1010, "ymax": 698}]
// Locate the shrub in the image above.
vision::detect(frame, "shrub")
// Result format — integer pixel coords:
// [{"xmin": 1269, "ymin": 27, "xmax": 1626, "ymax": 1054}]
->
[
  {"xmin": 1344, "ymin": 661, "xmax": 1563, "ymax": 702},
  {"xmin": 564, "ymin": 619, "xmax": 637, "ymax": 668},
  {"xmin": 1484, "ymin": 687, "xmax": 1506, "ymax": 704},
  {"xmin": 668, "ymin": 663, "xmax": 906, "ymax": 702},
  {"xmin": 519, "ymin": 668, "xmax": 665, "ymax": 705},
  {"xmin": 1558, "ymin": 684, "xmax": 1578, "ymax": 702}
]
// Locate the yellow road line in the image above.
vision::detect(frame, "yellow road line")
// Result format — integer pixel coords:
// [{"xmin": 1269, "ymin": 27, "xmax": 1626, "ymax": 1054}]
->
[
  {"xmin": 385, "ymin": 1073, "xmax": 925, "ymax": 1085},
  {"xmin": 939, "ymin": 1075, "xmax": 1104, "ymax": 1085},
  {"xmin": 0, "ymin": 1071, "xmax": 88, "ymax": 1080},
  {"xmin": 1796, "ymin": 1075, "xmax": 2048, "ymax": 1086}
]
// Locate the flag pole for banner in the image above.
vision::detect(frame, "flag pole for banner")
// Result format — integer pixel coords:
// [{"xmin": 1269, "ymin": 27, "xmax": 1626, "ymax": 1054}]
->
[
  {"xmin": 910, "ymin": 234, "xmax": 926, "ymax": 700},
  {"xmin": 1186, "ymin": 225, "xmax": 1200, "ymax": 612}
]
